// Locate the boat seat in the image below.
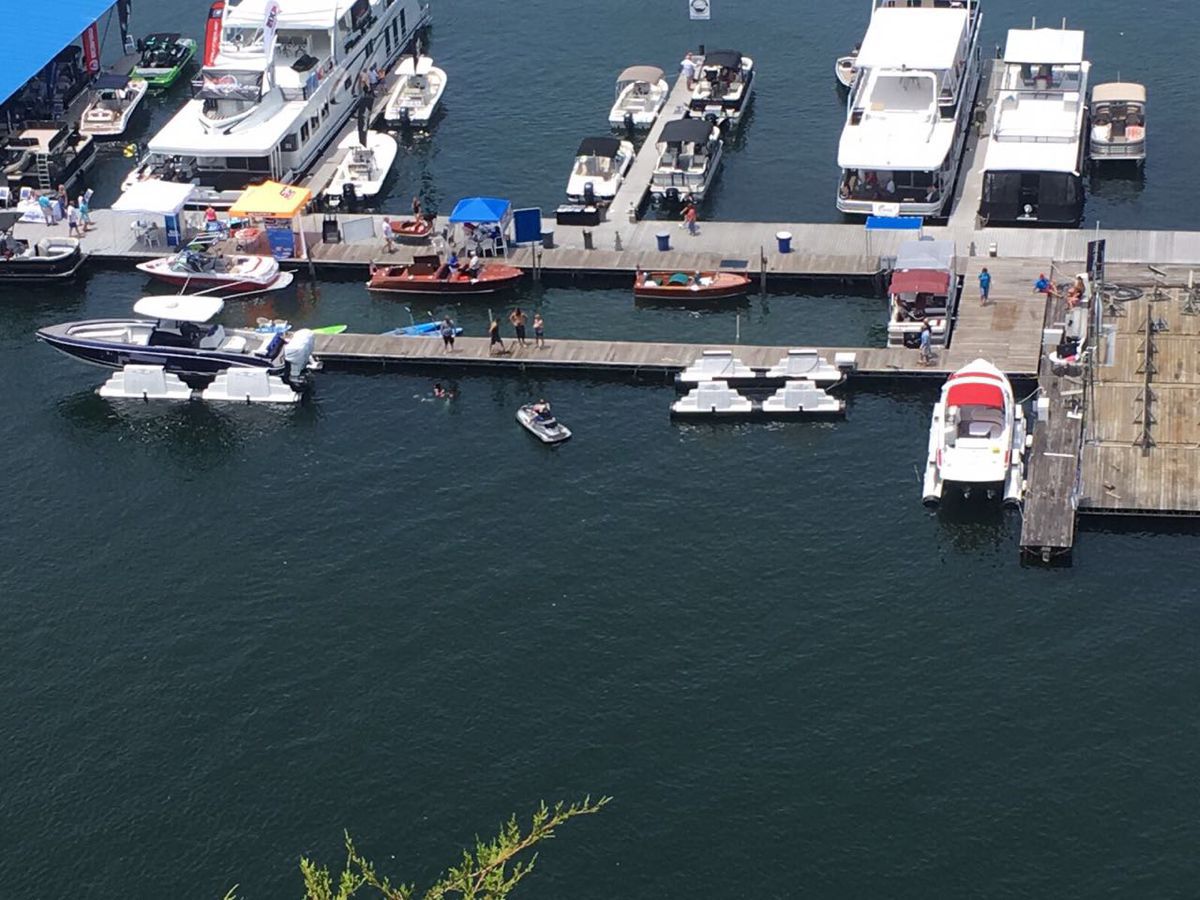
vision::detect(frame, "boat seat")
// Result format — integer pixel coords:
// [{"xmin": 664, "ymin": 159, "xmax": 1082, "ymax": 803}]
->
[{"xmin": 220, "ymin": 335, "xmax": 248, "ymax": 352}]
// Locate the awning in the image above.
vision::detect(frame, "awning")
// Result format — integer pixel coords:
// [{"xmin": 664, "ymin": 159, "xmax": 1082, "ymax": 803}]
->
[
  {"xmin": 112, "ymin": 180, "xmax": 196, "ymax": 216},
  {"xmin": 229, "ymin": 181, "xmax": 312, "ymax": 218},
  {"xmin": 133, "ymin": 295, "xmax": 225, "ymax": 323},
  {"xmin": 449, "ymin": 196, "xmax": 511, "ymax": 224},
  {"xmin": 946, "ymin": 381, "xmax": 1004, "ymax": 409},
  {"xmin": 890, "ymin": 269, "xmax": 950, "ymax": 295},
  {"xmin": 1, "ymin": 0, "xmax": 117, "ymax": 106}
]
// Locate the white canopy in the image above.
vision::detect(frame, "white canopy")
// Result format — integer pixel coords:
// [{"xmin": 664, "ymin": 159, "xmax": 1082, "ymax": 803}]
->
[
  {"xmin": 133, "ymin": 295, "xmax": 225, "ymax": 323},
  {"xmin": 1004, "ymin": 29, "xmax": 1085, "ymax": 65},
  {"xmin": 113, "ymin": 180, "xmax": 196, "ymax": 216}
]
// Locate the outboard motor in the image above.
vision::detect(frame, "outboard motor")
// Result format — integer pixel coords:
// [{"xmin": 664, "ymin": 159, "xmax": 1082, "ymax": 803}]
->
[
  {"xmin": 665, "ymin": 187, "xmax": 680, "ymax": 205},
  {"xmin": 283, "ymin": 328, "xmax": 316, "ymax": 387},
  {"xmin": 622, "ymin": 111, "xmax": 635, "ymax": 134},
  {"xmin": 400, "ymin": 107, "xmax": 412, "ymax": 129},
  {"xmin": 583, "ymin": 181, "xmax": 596, "ymax": 206},
  {"xmin": 342, "ymin": 182, "xmax": 358, "ymax": 210}
]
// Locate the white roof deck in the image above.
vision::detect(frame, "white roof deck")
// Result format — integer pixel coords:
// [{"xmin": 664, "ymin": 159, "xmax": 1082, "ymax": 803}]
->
[
  {"xmin": 857, "ymin": 8, "xmax": 969, "ymax": 71},
  {"xmin": 838, "ymin": 70, "xmax": 954, "ymax": 170},
  {"xmin": 148, "ymin": 91, "xmax": 302, "ymax": 157},
  {"xmin": 1004, "ymin": 28, "xmax": 1085, "ymax": 65},
  {"xmin": 984, "ymin": 56, "xmax": 1090, "ymax": 174},
  {"xmin": 224, "ymin": 0, "xmax": 352, "ymax": 29}
]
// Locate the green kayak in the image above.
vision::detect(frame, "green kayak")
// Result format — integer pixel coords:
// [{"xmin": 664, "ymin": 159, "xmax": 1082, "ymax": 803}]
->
[
  {"xmin": 131, "ymin": 34, "xmax": 197, "ymax": 90},
  {"xmin": 312, "ymin": 325, "xmax": 348, "ymax": 334}
]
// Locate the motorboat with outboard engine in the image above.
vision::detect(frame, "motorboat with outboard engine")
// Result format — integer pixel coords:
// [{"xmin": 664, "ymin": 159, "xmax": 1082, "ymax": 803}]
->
[
  {"xmin": 608, "ymin": 65, "xmax": 669, "ymax": 129},
  {"xmin": 36, "ymin": 295, "xmax": 313, "ymax": 386},
  {"xmin": 131, "ymin": 33, "xmax": 198, "ymax": 89},
  {"xmin": 517, "ymin": 403, "xmax": 571, "ymax": 444},
  {"xmin": 382, "ymin": 54, "xmax": 447, "ymax": 127},
  {"xmin": 135, "ymin": 248, "xmax": 293, "ymax": 293},
  {"xmin": 79, "ymin": 75, "xmax": 149, "ymax": 140},
  {"xmin": 633, "ymin": 269, "xmax": 750, "ymax": 300},
  {"xmin": 323, "ymin": 130, "xmax": 398, "ymax": 205},
  {"xmin": 648, "ymin": 117, "xmax": 723, "ymax": 205},
  {"xmin": 565, "ymin": 137, "xmax": 634, "ymax": 205},
  {"xmin": 367, "ymin": 255, "xmax": 523, "ymax": 295},
  {"xmin": 834, "ymin": 45, "xmax": 860, "ymax": 89},
  {"xmin": 0, "ymin": 215, "xmax": 84, "ymax": 280},
  {"xmin": 689, "ymin": 50, "xmax": 754, "ymax": 125},
  {"xmin": 922, "ymin": 358, "xmax": 1025, "ymax": 505}
]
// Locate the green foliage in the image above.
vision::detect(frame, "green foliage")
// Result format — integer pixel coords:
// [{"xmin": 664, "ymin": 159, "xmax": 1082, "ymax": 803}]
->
[{"xmin": 257, "ymin": 795, "xmax": 610, "ymax": 900}]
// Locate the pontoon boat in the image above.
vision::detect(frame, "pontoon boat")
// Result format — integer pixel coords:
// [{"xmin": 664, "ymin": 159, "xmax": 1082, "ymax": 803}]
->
[
  {"xmin": 648, "ymin": 118, "xmax": 723, "ymax": 205},
  {"xmin": 689, "ymin": 50, "xmax": 754, "ymax": 125}
]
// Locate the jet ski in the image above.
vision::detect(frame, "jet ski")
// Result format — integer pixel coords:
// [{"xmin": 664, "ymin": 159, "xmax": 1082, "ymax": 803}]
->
[{"xmin": 516, "ymin": 403, "xmax": 571, "ymax": 444}]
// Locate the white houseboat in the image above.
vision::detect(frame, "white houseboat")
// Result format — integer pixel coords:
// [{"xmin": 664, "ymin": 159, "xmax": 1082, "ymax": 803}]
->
[
  {"xmin": 836, "ymin": 0, "xmax": 982, "ymax": 218},
  {"xmin": 122, "ymin": 0, "xmax": 429, "ymax": 206},
  {"xmin": 978, "ymin": 26, "xmax": 1090, "ymax": 226}
]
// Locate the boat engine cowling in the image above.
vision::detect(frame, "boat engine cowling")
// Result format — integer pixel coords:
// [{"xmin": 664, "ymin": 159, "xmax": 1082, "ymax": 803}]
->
[
  {"xmin": 622, "ymin": 111, "xmax": 635, "ymax": 133},
  {"xmin": 283, "ymin": 328, "xmax": 316, "ymax": 385},
  {"xmin": 583, "ymin": 181, "xmax": 596, "ymax": 206},
  {"xmin": 342, "ymin": 182, "xmax": 358, "ymax": 210}
]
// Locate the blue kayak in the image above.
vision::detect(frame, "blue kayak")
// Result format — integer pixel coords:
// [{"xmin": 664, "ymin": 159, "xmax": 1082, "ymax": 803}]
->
[{"xmin": 383, "ymin": 322, "xmax": 463, "ymax": 337}]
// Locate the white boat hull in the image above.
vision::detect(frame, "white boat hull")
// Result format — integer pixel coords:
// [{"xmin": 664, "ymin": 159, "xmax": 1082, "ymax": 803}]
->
[
  {"xmin": 79, "ymin": 79, "xmax": 150, "ymax": 139},
  {"xmin": 383, "ymin": 59, "xmax": 447, "ymax": 126},
  {"xmin": 608, "ymin": 79, "xmax": 669, "ymax": 129}
]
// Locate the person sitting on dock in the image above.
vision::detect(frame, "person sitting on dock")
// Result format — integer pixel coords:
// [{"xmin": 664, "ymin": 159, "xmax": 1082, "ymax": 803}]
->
[{"xmin": 1034, "ymin": 273, "xmax": 1052, "ymax": 293}]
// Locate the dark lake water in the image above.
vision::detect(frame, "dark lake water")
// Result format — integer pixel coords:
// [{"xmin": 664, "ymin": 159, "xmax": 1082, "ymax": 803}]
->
[{"xmin": 4, "ymin": 1, "xmax": 1200, "ymax": 897}]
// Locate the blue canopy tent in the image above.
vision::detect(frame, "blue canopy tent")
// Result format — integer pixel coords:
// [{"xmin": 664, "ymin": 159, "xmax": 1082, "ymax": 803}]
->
[
  {"xmin": 1, "ymin": 0, "xmax": 117, "ymax": 107},
  {"xmin": 448, "ymin": 196, "xmax": 512, "ymax": 256}
]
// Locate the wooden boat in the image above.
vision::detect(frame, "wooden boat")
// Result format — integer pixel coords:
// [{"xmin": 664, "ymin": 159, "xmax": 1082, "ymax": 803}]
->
[
  {"xmin": 367, "ymin": 255, "xmax": 523, "ymax": 295},
  {"xmin": 633, "ymin": 269, "xmax": 751, "ymax": 299},
  {"xmin": 389, "ymin": 217, "xmax": 434, "ymax": 243}
]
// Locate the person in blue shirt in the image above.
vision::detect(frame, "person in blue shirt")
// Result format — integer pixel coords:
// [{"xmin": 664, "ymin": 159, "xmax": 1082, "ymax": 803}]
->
[
  {"xmin": 978, "ymin": 267, "xmax": 991, "ymax": 305},
  {"xmin": 1034, "ymin": 273, "xmax": 1051, "ymax": 293}
]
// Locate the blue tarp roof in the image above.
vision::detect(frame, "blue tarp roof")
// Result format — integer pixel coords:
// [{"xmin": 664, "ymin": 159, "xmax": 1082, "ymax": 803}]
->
[
  {"xmin": 448, "ymin": 197, "xmax": 511, "ymax": 223},
  {"xmin": 1, "ymin": 0, "xmax": 116, "ymax": 106},
  {"xmin": 865, "ymin": 215, "xmax": 923, "ymax": 231}
]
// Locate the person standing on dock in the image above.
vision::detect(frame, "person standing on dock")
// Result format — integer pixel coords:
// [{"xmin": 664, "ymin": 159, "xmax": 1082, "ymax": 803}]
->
[
  {"xmin": 489, "ymin": 317, "xmax": 506, "ymax": 355},
  {"xmin": 439, "ymin": 316, "xmax": 456, "ymax": 352},
  {"xmin": 533, "ymin": 312, "xmax": 545, "ymax": 348},
  {"xmin": 411, "ymin": 195, "xmax": 422, "ymax": 222},
  {"xmin": 681, "ymin": 52, "xmax": 697, "ymax": 90},
  {"xmin": 918, "ymin": 322, "xmax": 934, "ymax": 365},
  {"xmin": 683, "ymin": 203, "xmax": 698, "ymax": 236},
  {"xmin": 36, "ymin": 193, "xmax": 53, "ymax": 227},
  {"xmin": 381, "ymin": 216, "xmax": 395, "ymax": 253},
  {"xmin": 78, "ymin": 191, "xmax": 92, "ymax": 232},
  {"xmin": 978, "ymin": 267, "xmax": 991, "ymax": 306},
  {"xmin": 66, "ymin": 202, "xmax": 81, "ymax": 237},
  {"xmin": 509, "ymin": 307, "xmax": 528, "ymax": 346}
]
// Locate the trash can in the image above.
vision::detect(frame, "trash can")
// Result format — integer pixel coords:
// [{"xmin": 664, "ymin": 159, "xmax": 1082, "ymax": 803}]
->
[
  {"xmin": 583, "ymin": 229, "xmax": 594, "ymax": 250},
  {"xmin": 775, "ymin": 230, "xmax": 793, "ymax": 253},
  {"xmin": 541, "ymin": 229, "xmax": 554, "ymax": 250},
  {"xmin": 656, "ymin": 231, "xmax": 671, "ymax": 252}
]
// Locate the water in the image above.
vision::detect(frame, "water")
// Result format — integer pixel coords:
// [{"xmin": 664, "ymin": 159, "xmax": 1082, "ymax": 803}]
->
[{"xmin": 4, "ymin": 1, "xmax": 1200, "ymax": 897}]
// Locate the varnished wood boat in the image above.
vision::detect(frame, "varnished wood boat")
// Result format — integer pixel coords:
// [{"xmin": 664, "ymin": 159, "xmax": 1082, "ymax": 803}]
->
[
  {"xmin": 389, "ymin": 217, "xmax": 434, "ymax": 243},
  {"xmin": 633, "ymin": 269, "xmax": 751, "ymax": 300},
  {"xmin": 367, "ymin": 255, "xmax": 523, "ymax": 295}
]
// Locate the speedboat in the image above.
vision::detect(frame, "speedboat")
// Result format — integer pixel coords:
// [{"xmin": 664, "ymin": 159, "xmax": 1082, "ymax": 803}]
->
[
  {"xmin": 517, "ymin": 404, "xmax": 572, "ymax": 444},
  {"xmin": 382, "ymin": 55, "xmax": 447, "ymax": 127},
  {"xmin": 79, "ymin": 75, "xmax": 149, "ymax": 140},
  {"xmin": 1089, "ymin": 82, "xmax": 1146, "ymax": 165},
  {"xmin": 135, "ymin": 248, "xmax": 293, "ymax": 293},
  {"xmin": 608, "ymin": 65, "xmax": 669, "ymax": 129},
  {"xmin": 885, "ymin": 239, "xmax": 956, "ymax": 348},
  {"xmin": 648, "ymin": 118, "xmax": 723, "ymax": 205},
  {"xmin": 834, "ymin": 45, "xmax": 860, "ymax": 89},
  {"xmin": 367, "ymin": 255, "xmax": 523, "ymax": 295},
  {"xmin": 323, "ymin": 130, "xmax": 398, "ymax": 206},
  {"xmin": 35, "ymin": 295, "xmax": 311, "ymax": 385},
  {"xmin": 0, "ymin": 217, "xmax": 84, "ymax": 280},
  {"xmin": 689, "ymin": 49, "xmax": 754, "ymax": 125},
  {"xmin": 922, "ymin": 358, "xmax": 1026, "ymax": 505},
  {"xmin": 565, "ymin": 137, "xmax": 634, "ymax": 205},
  {"xmin": 131, "ymin": 33, "xmax": 198, "ymax": 90},
  {"xmin": 633, "ymin": 269, "xmax": 750, "ymax": 300}
]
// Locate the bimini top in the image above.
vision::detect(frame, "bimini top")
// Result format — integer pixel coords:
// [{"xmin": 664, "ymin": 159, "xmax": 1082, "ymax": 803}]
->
[
  {"xmin": 93, "ymin": 73, "xmax": 132, "ymax": 90},
  {"xmin": 702, "ymin": 50, "xmax": 744, "ymax": 70},
  {"xmin": 857, "ymin": 8, "xmax": 969, "ymax": 71},
  {"xmin": 577, "ymin": 137, "xmax": 621, "ymax": 158},
  {"xmin": 660, "ymin": 118, "xmax": 713, "ymax": 145},
  {"xmin": 133, "ymin": 295, "xmax": 226, "ymax": 323},
  {"xmin": 1093, "ymin": 82, "xmax": 1146, "ymax": 103},
  {"xmin": 617, "ymin": 65, "xmax": 665, "ymax": 84},
  {"xmin": 946, "ymin": 380, "xmax": 1005, "ymax": 409},
  {"xmin": 449, "ymin": 196, "xmax": 511, "ymax": 223},
  {"xmin": 890, "ymin": 269, "xmax": 950, "ymax": 295},
  {"xmin": 1004, "ymin": 28, "xmax": 1085, "ymax": 65}
]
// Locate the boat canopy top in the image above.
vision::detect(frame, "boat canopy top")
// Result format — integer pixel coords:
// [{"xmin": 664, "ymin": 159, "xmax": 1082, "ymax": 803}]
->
[
  {"xmin": 94, "ymin": 73, "xmax": 132, "ymax": 90},
  {"xmin": 397, "ymin": 55, "xmax": 435, "ymax": 77},
  {"xmin": 577, "ymin": 136, "xmax": 622, "ymax": 158},
  {"xmin": 946, "ymin": 381, "xmax": 1005, "ymax": 409},
  {"xmin": 133, "ymin": 295, "xmax": 226, "ymax": 323},
  {"xmin": 1003, "ymin": 28, "xmax": 1085, "ymax": 65},
  {"xmin": 702, "ymin": 50, "xmax": 743, "ymax": 70},
  {"xmin": 617, "ymin": 65, "xmax": 664, "ymax": 84},
  {"xmin": 891, "ymin": 269, "xmax": 950, "ymax": 295},
  {"xmin": 659, "ymin": 118, "xmax": 713, "ymax": 145},
  {"xmin": 1092, "ymin": 81, "xmax": 1145, "ymax": 103}
]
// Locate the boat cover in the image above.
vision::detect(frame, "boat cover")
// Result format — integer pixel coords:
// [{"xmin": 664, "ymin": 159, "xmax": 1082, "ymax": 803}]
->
[
  {"xmin": 946, "ymin": 382, "xmax": 1004, "ymax": 409},
  {"xmin": 660, "ymin": 118, "xmax": 712, "ymax": 145},
  {"xmin": 577, "ymin": 137, "xmax": 621, "ymax": 158},
  {"xmin": 891, "ymin": 269, "xmax": 950, "ymax": 295}
]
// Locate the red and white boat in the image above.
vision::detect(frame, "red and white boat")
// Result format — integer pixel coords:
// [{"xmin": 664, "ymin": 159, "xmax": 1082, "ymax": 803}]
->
[
  {"xmin": 633, "ymin": 269, "xmax": 751, "ymax": 300},
  {"xmin": 922, "ymin": 358, "xmax": 1026, "ymax": 505},
  {"xmin": 367, "ymin": 255, "xmax": 523, "ymax": 295},
  {"xmin": 389, "ymin": 217, "xmax": 434, "ymax": 243},
  {"xmin": 136, "ymin": 249, "xmax": 293, "ymax": 293}
]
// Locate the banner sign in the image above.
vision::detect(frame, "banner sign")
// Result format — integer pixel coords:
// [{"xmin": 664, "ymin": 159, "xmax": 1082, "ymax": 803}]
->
[
  {"xmin": 513, "ymin": 208, "xmax": 542, "ymax": 245},
  {"xmin": 262, "ymin": 1, "xmax": 280, "ymax": 59},
  {"xmin": 689, "ymin": 0, "xmax": 710, "ymax": 20},
  {"xmin": 198, "ymin": 69, "xmax": 264, "ymax": 101},
  {"xmin": 82, "ymin": 23, "xmax": 101, "ymax": 75}
]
